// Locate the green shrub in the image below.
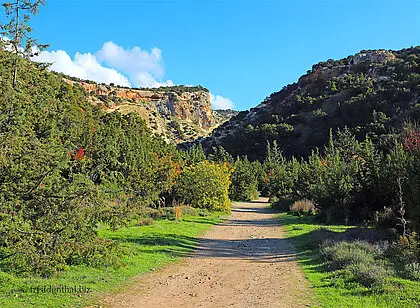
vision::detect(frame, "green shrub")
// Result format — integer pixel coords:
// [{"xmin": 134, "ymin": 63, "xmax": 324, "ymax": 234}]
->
[
  {"xmin": 180, "ymin": 205, "xmax": 199, "ymax": 216},
  {"xmin": 175, "ymin": 161, "xmax": 232, "ymax": 212},
  {"xmin": 320, "ymin": 240, "xmax": 392, "ymax": 288},
  {"xmin": 136, "ymin": 217, "xmax": 154, "ymax": 226},
  {"xmin": 346, "ymin": 261, "xmax": 391, "ymax": 288},
  {"xmin": 320, "ymin": 240, "xmax": 376, "ymax": 270},
  {"xmin": 198, "ymin": 208, "xmax": 210, "ymax": 217},
  {"xmin": 387, "ymin": 234, "xmax": 420, "ymax": 280},
  {"xmin": 404, "ymin": 263, "xmax": 420, "ymax": 281},
  {"xmin": 289, "ymin": 199, "xmax": 316, "ymax": 214}
]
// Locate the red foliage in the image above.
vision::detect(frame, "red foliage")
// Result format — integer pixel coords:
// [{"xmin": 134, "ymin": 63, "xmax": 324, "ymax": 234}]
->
[
  {"xmin": 75, "ymin": 147, "xmax": 85, "ymax": 160},
  {"xmin": 403, "ymin": 129, "xmax": 420, "ymax": 152}
]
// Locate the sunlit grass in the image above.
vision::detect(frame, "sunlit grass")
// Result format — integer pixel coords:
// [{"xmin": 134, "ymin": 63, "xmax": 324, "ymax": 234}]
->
[
  {"xmin": 279, "ymin": 213, "xmax": 420, "ymax": 308},
  {"xmin": 0, "ymin": 213, "xmax": 225, "ymax": 308}
]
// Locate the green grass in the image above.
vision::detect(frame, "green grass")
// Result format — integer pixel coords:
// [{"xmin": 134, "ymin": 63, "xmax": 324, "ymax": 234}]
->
[
  {"xmin": 279, "ymin": 213, "xmax": 420, "ymax": 308},
  {"xmin": 0, "ymin": 213, "xmax": 225, "ymax": 308}
]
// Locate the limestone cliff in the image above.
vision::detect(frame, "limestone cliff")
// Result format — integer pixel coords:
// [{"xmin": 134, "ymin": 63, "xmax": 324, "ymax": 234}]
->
[{"xmin": 65, "ymin": 79, "xmax": 233, "ymax": 143}]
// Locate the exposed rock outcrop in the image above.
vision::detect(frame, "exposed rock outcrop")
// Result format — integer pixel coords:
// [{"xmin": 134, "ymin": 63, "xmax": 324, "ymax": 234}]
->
[{"xmin": 64, "ymin": 80, "xmax": 234, "ymax": 143}]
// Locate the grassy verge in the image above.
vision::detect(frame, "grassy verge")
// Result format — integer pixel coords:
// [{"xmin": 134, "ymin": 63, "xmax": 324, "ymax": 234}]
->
[
  {"xmin": 0, "ymin": 213, "xmax": 225, "ymax": 308},
  {"xmin": 279, "ymin": 212, "xmax": 420, "ymax": 308}
]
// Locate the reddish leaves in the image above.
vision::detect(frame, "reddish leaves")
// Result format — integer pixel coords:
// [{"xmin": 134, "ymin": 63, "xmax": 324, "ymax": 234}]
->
[
  {"xmin": 403, "ymin": 129, "xmax": 420, "ymax": 152},
  {"xmin": 69, "ymin": 147, "xmax": 86, "ymax": 160}
]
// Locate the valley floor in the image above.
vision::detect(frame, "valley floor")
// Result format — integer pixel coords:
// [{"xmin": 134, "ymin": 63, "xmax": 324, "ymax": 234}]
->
[{"xmin": 99, "ymin": 198, "xmax": 314, "ymax": 307}]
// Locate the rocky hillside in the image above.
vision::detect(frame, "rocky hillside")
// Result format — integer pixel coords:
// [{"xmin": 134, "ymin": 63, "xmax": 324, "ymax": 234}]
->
[
  {"xmin": 203, "ymin": 47, "xmax": 420, "ymax": 160},
  {"xmin": 64, "ymin": 77, "xmax": 235, "ymax": 143}
]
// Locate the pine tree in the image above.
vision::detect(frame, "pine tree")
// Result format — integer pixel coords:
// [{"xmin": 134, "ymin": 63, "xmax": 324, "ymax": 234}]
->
[{"xmin": 1, "ymin": 0, "xmax": 48, "ymax": 88}]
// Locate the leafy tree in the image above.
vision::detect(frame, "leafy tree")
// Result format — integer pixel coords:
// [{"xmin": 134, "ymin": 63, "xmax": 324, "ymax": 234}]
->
[{"xmin": 174, "ymin": 161, "xmax": 231, "ymax": 211}]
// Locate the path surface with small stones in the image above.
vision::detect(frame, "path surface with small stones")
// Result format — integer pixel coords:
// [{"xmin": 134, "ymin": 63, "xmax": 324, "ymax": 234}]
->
[{"xmin": 101, "ymin": 198, "xmax": 314, "ymax": 307}]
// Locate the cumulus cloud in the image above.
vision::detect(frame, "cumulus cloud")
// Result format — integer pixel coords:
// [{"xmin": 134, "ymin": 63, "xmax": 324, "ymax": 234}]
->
[
  {"xmin": 210, "ymin": 93, "xmax": 234, "ymax": 110},
  {"xmin": 34, "ymin": 50, "xmax": 131, "ymax": 87},
  {"xmin": 33, "ymin": 41, "xmax": 173, "ymax": 88},
  {"xmin": 31, "ymin": 41, "xmax": 233, "ymax": 108},
  {"xmin": 96, "ymin": 42, "xmax": 164, "ymax": 78}
]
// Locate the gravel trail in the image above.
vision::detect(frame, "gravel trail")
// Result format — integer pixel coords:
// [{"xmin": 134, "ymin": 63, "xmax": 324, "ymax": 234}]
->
[{"xmin": 101, "ymin": 198, "xmax": 314, "ymax": 308}]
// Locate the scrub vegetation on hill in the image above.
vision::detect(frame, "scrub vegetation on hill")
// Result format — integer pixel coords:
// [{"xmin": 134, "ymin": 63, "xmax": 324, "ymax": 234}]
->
[{"xmin": 0, "ymin": 41, "xmax": 232, "ymax": 278}]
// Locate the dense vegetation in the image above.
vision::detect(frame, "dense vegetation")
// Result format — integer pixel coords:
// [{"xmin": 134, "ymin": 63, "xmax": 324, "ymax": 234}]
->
[
  {"xmin": 205, "ymin": 47, "xmax": 420, "ymax": 161},
  {"xmin": 1, "ymin": 3, "xmax": 419, "ymax": 304},
  {"xmin": 263, "ymin": 128, "xmax": 419, "ymax": 231},
  {"xmin": 0, "ymin": 42, "xmax": 231, "ymax": 277},
  {"xmin": 258, "ymin": 127, "xmax": 420, "ymax": 298}
]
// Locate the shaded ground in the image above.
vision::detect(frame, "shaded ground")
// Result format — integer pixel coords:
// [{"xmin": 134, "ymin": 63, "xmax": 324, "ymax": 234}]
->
[{"xmin": 100, "ymin": 198, "xmax": 314, "ymax": 307}]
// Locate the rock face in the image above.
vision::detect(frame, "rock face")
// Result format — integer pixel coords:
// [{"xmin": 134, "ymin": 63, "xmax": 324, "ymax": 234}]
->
[{"xmin": 65, "ymin": 80, "xmax": 233, "ymax": 143}]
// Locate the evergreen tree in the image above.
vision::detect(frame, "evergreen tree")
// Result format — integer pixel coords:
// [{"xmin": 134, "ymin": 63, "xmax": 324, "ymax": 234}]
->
[
  {"xmin": 1, "ymin": 0, "xmax": 48, "ymax": 88},
  {"xmin": 229, "ymin": 156, "xmax": 259, "ymax": 201}
]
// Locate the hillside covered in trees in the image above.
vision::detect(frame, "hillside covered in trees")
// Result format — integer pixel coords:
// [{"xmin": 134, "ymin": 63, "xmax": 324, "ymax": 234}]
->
[
  {"xmin": 0, "ymin": 1, "xmax": 419, "ymax": 305},
  {"xmin": 0, "ymin": 41, "xmax": 233, "ymax": 276},
  {"xmin": 63, "ymin": 75, "xmax": 236, "ymax": 143},
  {"xmin": 203, "ymin": 47, "xmax": 420, "ymax": 160}
]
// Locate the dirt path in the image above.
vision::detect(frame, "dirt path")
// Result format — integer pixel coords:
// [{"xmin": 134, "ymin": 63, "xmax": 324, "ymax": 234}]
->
[{"xmin": 101, "ymin": 198, "xmax": 314, "ymax": 307}]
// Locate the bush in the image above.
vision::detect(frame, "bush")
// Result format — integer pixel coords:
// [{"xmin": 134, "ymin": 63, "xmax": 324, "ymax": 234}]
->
[
  {"xmin": 320, "ymin": 240, "xmax": 376, "ymax": 271},
  {"xmin": 386, "ymin": 234, "xmax": 420, "ymax": 280},
  {"xmin": 289, "ymin": 199, "xmax": 316, "ymax": 214},
  {"xmin": 175, "ymin": 161, "xmax": 232, "ymax": 211},
  {"xmin": 180, "ymin": 205, "xmax": 198, "ymax": 216},
  {"xmin": 138, "ymin": 207, "xmax": 161, "ymax": 219},
  {"xmin": 320, "ymin": 240, "xmax": 392, "ymax": 288},
  {"xmin": 198, "ymin": 208, "xmax": 210, "ymax": 217},
  {"xmin": 404, "ymin": 263, "xmax": 420, "ymax": 281},
  {"xmin": 346, "ymin": 261, "xmax": 391, "ymax": 288},
  {"xmin": 136, "ymin": 217, "xmax": 154, "ymax": 226}
]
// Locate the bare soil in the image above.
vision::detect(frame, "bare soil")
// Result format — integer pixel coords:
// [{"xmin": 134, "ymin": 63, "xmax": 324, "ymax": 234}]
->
[{"xmin": 100, "ymin": 198, "xmax": 314, "ymax": 307}]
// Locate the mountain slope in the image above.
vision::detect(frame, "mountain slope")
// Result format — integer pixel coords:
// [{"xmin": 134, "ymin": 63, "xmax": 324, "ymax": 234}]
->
[
  {"xmin": 203, "ymin": 47, "xmax": 420, "ymax": 160},
  {"xmin": 63, "ymin": 76, "xmax": 235, "ymax": 143}
]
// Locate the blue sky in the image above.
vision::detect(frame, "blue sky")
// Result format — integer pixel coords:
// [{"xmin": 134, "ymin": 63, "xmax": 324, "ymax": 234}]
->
[{"xmin": 8, "ymin": 0, "xmax": 420, "ymax": 110}]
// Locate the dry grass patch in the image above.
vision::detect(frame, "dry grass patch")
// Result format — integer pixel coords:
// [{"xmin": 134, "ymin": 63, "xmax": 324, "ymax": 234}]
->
[{"xmin": 290, "ymin": 199, "xmax": 316, "ymax": 214}]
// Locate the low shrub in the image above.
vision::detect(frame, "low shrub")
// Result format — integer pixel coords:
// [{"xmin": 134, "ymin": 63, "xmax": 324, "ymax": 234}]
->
[
  {"xmin": 320, "ymin": 240, "xmax": 376, "ymax": 271},
  {"xmin": 404, "ymin": 263, "xmax": 420, "ymax": 281},
  {"xmin": 320, "ymin": 240, "xmax": 392, "ymax": 288},
  {"xmin": 180, "ymin": 205, "xmax": 198, "ymax": 216},
  {"xmin": 138, "ymin": 207, "xmax": 161, "ymax": 219},
  {"xmin": 198, "ymin": 208, "xmax": 210, "ymax": 217},
  {"xmin": 158, "ymin": 207, "xmax": 175, "ymax": 219},
  {"xmin": 271, "ymin": 198, "xmax": 294, "ymax": 211},
  {"xmin": 290, "ymin": 199, "xmax": 316, "ymax": 214},
  {"xmin": 136, "ymin": 217, "xmax": 154, "ymax": 226},
  {"xmin": 346, "ymin": 261, "xmax": 391, "ymax": 288},
  {"xmin": 386, "ymin": 234, "xmax": 420, "ymax": 280},
  {"xmin": 66, "ymin": 238, "xmax": 124, "ymax": 269}
]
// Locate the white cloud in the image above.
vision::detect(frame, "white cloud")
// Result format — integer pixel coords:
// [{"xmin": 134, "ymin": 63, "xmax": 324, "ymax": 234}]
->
[
  {"xmin": 33, "ymin": 41, "xmax": 173, "ymax": 88},
  {"xmin": 30, "ymin": 41, "xmax": 234, "ymax": 108},
  {"xmin": 210, "ymin": 93, "xmax": 234, "ymax": 110},
  {"xmin": 96, "ymin": 42, "xmax": 164, "ymax": 78},
  {"xmin": 34, "ymin": 50, "xmax": 130, "ymax": 87},
  {"xmin": 132, "ymin": 72, "xmax": 174, "ymax": 88}
]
